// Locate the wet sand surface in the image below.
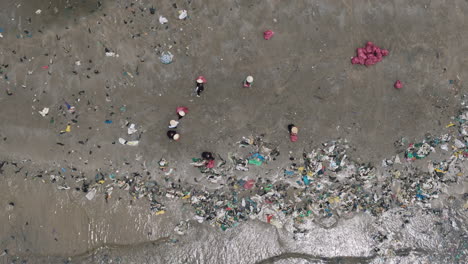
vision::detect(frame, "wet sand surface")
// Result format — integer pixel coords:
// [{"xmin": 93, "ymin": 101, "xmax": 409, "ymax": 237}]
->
[{"xmin": 0, "ymin": 0, "xmax": 467, "ymax": 263}]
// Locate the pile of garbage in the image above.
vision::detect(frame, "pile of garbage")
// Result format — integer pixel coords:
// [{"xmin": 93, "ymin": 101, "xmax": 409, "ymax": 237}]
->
[
  {"xmin": 6, "ymin": 108, "xmax": 468, "ymax": 232},
  {"xmin": 189, "ymin": 135, "xmax": 280, "ymax": 182}
]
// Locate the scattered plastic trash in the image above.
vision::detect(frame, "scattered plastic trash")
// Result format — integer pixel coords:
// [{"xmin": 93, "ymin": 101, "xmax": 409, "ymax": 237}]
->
[
  {"xmin": 105, "ymin": 51, "xmax": 119, "ymax": 57},
  {"xmin": 123, "ymin": 71, "xmax": 134, "ymax": 78},
  {"xmin": 64, "ymin": 101, "xmax": 75, "ymax": 113},
  {"xmin": 394, "ymin": 80, "xmax": 403, "ymax": 89},
  {"xmin": 454, "ymin": 139, "xmax": 465, "ymax": 149},
  {"xmin": 160, "ymin": 51, "xmax": 174, "ymax": 64},
  {"xmin": 38, "ymin": 107, "xmax": 49, "ymax": 117},
  {"xmin": 248, "ymin": 159, "xmax": 262, "ymax": 166},
  {"xmin": 127, "ymin": 124, "xmax": 137, "ymax": 134},
  {"xmin": 243, "ymin": 179, "xmax": 255, "ymax": 189},
  {"xmin": 302, "ymin": 175, "xmax": 310, "ymax": 185},
  {"xmin": 178, "ymin": 10, "xmax": 188, "ymax": 20},
  {"xmin": 351, "ymin": 41, "xmax": 389, "ymax": 66},
  {"xmin": 263, "ymin": 30, "xmax": 275, "ymax": 40},
  {"xmin": 85, "ymin": 188, "xmax": 97, "ymax": 200},
  {"xmin": 104, "ymin": 120, "xmax": 113, "ymax": 124},
  {"xmin": 159, "ymin": 16, "xmax": 168, "ymax": 24},
  {"xmin": 60, "ymin": 125, "xmax": 71, "ymax": 134},
  {"xmin": 206, "ymin": 159, "xmax": 215, "ymax": 168},
  {"xmin": 118, "ymin": 138, "xmax": 139, "ymax": 146}
]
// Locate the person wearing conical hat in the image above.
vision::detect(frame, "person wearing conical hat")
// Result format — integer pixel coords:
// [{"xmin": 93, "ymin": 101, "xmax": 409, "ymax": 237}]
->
[
  {"xmin": 167, "ymin": 130, "xmax": 180, "ymax": 141},
  {"xmin": 288, "ymin": 124, "xmax": 298, "ymax": 142},
  {"xmin": 195, "ymin": 76, "xmax": 206, "ymax": 97},
  {"xmin": 168, "ymin": 119, "xmax": 179, "ymax": 129},
  {"xmin": 176, "ymin": 106, "xmax": 189, "ymax": 119},
  {"xmin": 243, "ymin": 75, "xmax": 254, "ymax": 88}
]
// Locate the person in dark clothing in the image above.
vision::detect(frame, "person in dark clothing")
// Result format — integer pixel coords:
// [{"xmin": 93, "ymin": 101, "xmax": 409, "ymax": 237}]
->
[
  {"xmin": 196, "ymin": 79, "xmax": 204, "ymax": 97},
  {"xmin": 201, "ymin": 151, "xmax": 215, "ymax": 168},
  {"xmin": 201, "ymin": 151, "xmax": 214, "ymax": 161},
  {"xmin": 167, "ymin": 130, "xmax": 180, "ymax": 141}
]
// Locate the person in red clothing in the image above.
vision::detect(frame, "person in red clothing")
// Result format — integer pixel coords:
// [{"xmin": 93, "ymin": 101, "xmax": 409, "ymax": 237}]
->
[
  {"xmin": 243, "ymin": 75, "xmax": 254, "ymax": 88},
  {"xmin": 288, "ymin": 124, "xmax": 298, "ymax": 142},
  {"xmin": 176, "ymin": 106, "xmax": 188, "ymax": 119}
]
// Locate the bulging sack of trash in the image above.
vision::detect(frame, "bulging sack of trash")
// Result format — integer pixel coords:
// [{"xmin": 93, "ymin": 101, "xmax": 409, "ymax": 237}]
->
[
  {"xmin": 160, "ymin": 51, "xmax": 174, "ymax": 64},
  {"xmin": 263, "ymin": 30, "xmax": 274, "ymax": 40}
]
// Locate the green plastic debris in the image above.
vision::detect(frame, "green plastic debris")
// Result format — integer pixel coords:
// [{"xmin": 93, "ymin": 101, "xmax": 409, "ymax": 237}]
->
[{"xmin": 248, "ymin": 159, "xmax": 262, "ymax": 166}]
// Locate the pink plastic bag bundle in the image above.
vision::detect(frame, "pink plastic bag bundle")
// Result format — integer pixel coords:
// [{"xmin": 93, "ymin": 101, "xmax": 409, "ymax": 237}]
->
[
  {"xmin": 351, "ymin": 42, "xmax": 389, "ymax": 66},
  {"xmin": 263, "ymin": 30, "xmax": 274, "ymax": 40},
  {"xmin": 394, "ymin": 80, "xmax": 403, "ymax": 89}
]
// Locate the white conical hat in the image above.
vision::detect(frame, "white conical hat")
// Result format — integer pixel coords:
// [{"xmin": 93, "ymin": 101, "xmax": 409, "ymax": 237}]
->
[
  {"xmin": 170, "ymin": 120, "xmax": 178, "ymax": 127},
  {"xmin": 291, "ymin": 126, "xmax": 298, "ymax": 134},
  {"xmin": 246, "ymin": 76, "xmax": 254, "ymax": 83},
  {"xmin": 178, "ymin": 110, "xmax": 186, "ymax": 116},
  {"xmin": 197, "ymin": 78, "xmax": 204, "ymax": 84},
  {"xmin": 173, "ymin": 134, "xmax": 180, "ymax": 140}
]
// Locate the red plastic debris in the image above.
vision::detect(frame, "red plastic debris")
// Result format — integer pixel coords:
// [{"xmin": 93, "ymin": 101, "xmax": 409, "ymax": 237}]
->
[
  {"xmin": 206, "ymin": 159, "xmax": 215, "ymax": 168},
  {"xmin": 243, "ymin": 179, "xmax": 255, "ymax": 190},
  {"xmin": 266, "ymin": 214, "xmax": 273, "ymax": 223},
  {"xmin": 394, "ymin": 80, "xmax": 403, "ymax": 89},
  {"xmin": 290, "ymin": 133, "xmax": 298, "ymax": 142},
  {"xmin": 351, "ymin": 42, "xmax": 389, "ymax": 66},
  {"xmin": 263, "ymin": 30, "xmax": 274, "ymax": 40}
]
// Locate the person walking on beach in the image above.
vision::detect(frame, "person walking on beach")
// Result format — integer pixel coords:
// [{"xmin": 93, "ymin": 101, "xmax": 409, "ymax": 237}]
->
[
  {"xmin": 195, "ymin": 76, "xmax": 206, "ymax": 97},
  {"xmin": 176, "ymin": 106, "xmax": 188, "ymax": 119},
  {"xmin": 288, "ymin": 124, "xmax": 298, "ymax": 142},
  {"xmin": 169, "ymin": 119, "xmax": 179, "ymax": 129},
  {"xmin": 167, "ymin": 130, "xmax": 180, "ymax": 141},
  {"xmin": 243, "ymin": 75, "xmax": 254, "ymax": 88}
]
